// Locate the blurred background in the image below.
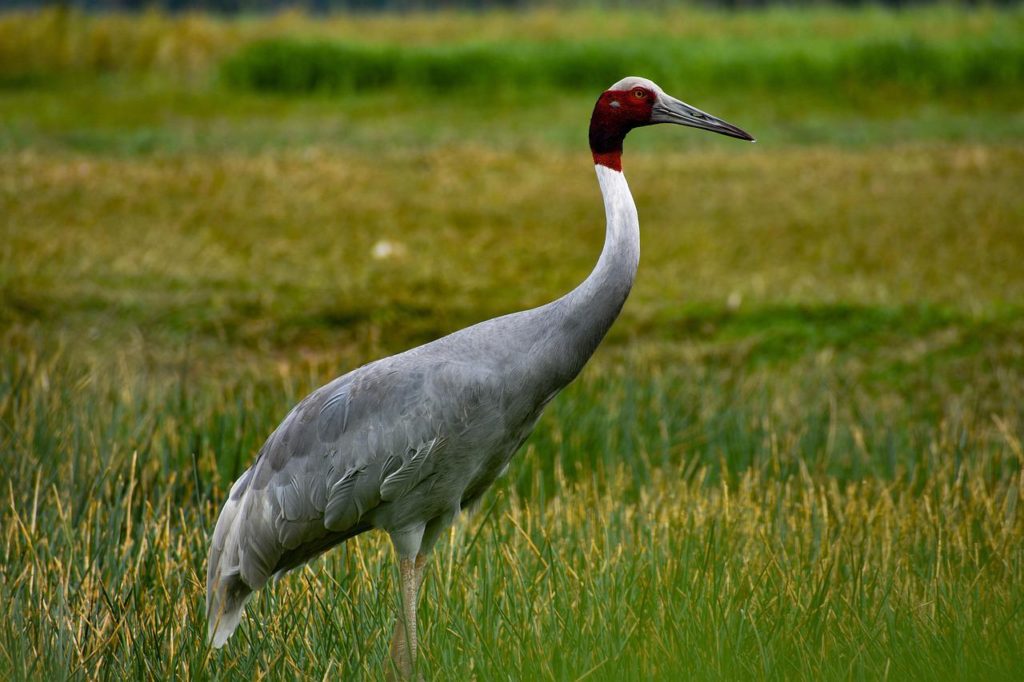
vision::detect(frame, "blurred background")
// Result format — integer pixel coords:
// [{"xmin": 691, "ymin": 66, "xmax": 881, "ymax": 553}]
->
[{"xmin": 1, "ymin": 1, "xmax": 1022, "ymax": 680}]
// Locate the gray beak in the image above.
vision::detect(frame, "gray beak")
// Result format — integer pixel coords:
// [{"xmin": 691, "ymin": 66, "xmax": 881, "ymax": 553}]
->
[{"xmin": 651, "ymin": 94, "xmax": 755, "ymax": 142}]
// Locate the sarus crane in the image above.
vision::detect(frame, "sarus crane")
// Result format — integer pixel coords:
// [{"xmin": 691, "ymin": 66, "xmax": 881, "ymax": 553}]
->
[{"xmin": 206, "ymin": 76, "xmax": 753, "ymax": 677}]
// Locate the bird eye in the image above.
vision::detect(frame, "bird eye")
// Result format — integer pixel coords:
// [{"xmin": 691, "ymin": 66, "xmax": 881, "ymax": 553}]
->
[{"xmin": 632, "ymin": 88, "xmax": 646, "ymax": 99}]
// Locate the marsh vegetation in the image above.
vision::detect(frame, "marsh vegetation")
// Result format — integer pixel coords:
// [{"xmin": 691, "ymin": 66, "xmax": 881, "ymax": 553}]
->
[{"xmin": 1, "ymin": 6, "xmax": 1022, "ymax": 680}]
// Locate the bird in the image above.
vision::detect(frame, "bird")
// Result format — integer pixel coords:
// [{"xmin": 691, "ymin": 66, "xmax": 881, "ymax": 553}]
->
[{"xmin": 206, "ymin": 76, "xmax": 753, "ymax": 678}]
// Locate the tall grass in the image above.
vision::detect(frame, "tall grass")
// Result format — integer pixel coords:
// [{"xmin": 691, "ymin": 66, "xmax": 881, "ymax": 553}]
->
[
  {"xmin": 1, "ymin": 343, "xmax": 1022, "ymax": 680},
  {"xmin": 0, "ymin": 5, "xmax": 1020, "ymax": 88},
  {"xmin": 221, "ymin": 35, "xmax": 1024, "ymax": 96}
]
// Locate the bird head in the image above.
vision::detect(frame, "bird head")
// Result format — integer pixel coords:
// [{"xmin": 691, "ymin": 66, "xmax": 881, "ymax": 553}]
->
[{"xmin": 589, "ymin": 76, "xmax": 754, "ymax": 171}]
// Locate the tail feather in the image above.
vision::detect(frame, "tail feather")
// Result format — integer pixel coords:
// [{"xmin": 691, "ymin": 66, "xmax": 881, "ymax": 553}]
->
[
  {"xmin": 206, "ymin": 467, "xmax": 256, "ymax": 648},
  {"xmin": 205, "ymin": 457, "xmax": 370, "ymax": 647},
  {"xmin": 207, "ymin": 572, "xmax": 252, "ymax": 648}
]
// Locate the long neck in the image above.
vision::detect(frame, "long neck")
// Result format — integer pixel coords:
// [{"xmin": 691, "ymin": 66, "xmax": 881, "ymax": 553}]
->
[{"xmin": 544, "ymin": 164, "xmax": 640, "ymax": 382}]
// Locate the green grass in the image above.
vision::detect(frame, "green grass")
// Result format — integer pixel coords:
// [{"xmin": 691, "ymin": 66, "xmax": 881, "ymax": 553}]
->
[
  {"xmin": 1, "ymin": 5, "xmax": 1024, "ymax": 681},
  {"xmin": 3, "ymin": 82, "xmax": 1023, "ymax": 157},
  {"xmin": 2, "ymin": 6, "xmax": 1020, "ymax": 82},
  {"xmin": 221, "ymin": 34, "xmax": 1024, "ymax": 96}
]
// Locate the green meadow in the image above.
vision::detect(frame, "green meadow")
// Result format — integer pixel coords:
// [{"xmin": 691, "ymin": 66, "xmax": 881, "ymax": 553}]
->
[{"xmin": 1, "ymin": 6, "xmax": 1023, "ymax": 680}]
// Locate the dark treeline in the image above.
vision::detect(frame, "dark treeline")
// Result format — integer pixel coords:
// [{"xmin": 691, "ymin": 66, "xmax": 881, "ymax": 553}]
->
[{"xmin": 1, "ymin": 0, "xmax": 1015, "ymax": 12}]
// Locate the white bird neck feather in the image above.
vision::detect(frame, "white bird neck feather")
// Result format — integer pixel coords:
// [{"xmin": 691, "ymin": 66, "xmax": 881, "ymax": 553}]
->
[
  {"xmin": 541, "ymin": 165, "xmax": 639, "ymax": 383},
  {"xmin": 590, "ymin": 164, "xmax": 641, "ymax": 298},
  {"xmin": 571, "ymin": 165, "xmax": 640, "ymax": 314}
]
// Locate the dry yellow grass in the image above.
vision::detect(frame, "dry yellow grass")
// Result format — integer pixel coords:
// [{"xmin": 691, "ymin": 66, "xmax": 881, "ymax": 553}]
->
[{"xmin": 3, "ymin": 143, "xmax": 1022, "ymax": 369}]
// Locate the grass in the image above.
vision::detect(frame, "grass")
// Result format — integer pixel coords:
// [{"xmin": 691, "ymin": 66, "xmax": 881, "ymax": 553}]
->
[
  {"xmin": 3, "ymin": 345, "xmax": 1023, "ymax": 680},
  {"xmin": 1, "ymin": 6, "xmax": 1022, "ymax": 155},
  {"xmin": 3, "ymin": 6, "xmax": 1021, "ymax": 82},
  {"xmin": 1, "ymin": 5, "xmax": 1024, "ymax": 681},
  {"xmin": 221, "ymin": 34, "xmax": 1024, "ymax": 96}
]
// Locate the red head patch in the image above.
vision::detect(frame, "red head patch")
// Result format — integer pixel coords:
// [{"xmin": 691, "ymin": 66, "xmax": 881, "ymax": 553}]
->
[{"xmin": 589, "ymin": 86, "xmax": 656, "ymax": 171}]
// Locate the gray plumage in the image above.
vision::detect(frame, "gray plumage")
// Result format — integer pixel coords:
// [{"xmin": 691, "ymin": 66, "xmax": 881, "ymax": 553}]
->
[{"xmin": 206, "ymin": 76, "xmax": 754, "ymax": 660}]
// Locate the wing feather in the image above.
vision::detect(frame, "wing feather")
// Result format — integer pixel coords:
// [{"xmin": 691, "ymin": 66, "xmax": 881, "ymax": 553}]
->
[
  {"xmin": 380, "ymin": 437, "xmax": 444, "ymax": 502},
  {"xmin": 317, "ymin": 385, "xmax": 351, "ymax": 442},
  {"xmin": 324, "ymin": 466, "xmax": 365, "ymax": 531}
]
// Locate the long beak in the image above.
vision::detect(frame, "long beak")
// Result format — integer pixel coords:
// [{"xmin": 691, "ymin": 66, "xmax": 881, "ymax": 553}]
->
[{"xmin": 651, "ymin": 94, "xmax": 755, "ymax": 142}]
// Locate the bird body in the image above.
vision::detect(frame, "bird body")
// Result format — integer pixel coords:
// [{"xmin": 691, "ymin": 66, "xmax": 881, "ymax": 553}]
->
[
  {"xmin": 207, "ymin": 165, "xmax": 638, "ymax": 645},
  {"xmin": 206, "ymin": 77, "xmax": 753, "ymax": 673}
]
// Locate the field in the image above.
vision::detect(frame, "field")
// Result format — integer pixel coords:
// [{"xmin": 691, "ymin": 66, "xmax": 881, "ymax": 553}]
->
[{"xmin": 2, "ymin": 6, "xmax": 1024, "ymax": 681}]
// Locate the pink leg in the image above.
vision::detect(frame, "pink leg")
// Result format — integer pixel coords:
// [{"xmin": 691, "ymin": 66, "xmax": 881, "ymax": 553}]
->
[{"xmin": 388, "ymin": 554, "xmax": 429, "ymax": 680}]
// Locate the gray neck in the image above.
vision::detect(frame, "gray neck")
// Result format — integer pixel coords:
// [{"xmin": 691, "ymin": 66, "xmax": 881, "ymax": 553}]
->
[{"xmin": 540, "ymin": 165, "xmax": 640, "ymax": 386}]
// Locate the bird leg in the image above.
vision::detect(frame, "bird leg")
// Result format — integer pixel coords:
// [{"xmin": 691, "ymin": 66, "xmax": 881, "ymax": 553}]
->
[{"xmin": 388, "ymin": 554, "xmax": 429, "ymax": 680}]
